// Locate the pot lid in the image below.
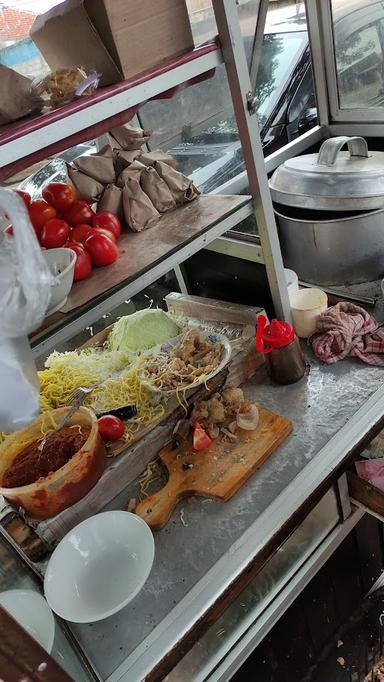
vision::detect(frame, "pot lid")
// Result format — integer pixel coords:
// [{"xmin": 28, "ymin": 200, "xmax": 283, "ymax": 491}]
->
[{"xmin": 269, "ymin": 136, "xmax": 384, "ymax": 211}]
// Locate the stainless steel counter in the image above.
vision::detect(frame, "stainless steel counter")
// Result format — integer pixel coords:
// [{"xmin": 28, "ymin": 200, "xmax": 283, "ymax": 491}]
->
[{"xmin": 69, "ymin": 333, "xmax": 384, "ymax": 681}]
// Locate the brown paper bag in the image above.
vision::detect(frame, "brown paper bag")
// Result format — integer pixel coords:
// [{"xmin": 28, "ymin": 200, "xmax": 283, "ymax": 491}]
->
[
  {"xmin": 123, "ymin": 177, "xmax": 159, "ymax": 232},
  {"xmin": 73, "ymin": 152, "xmax": 115, "ymax": 184},
  {"xmin": 154, "ymin": 161, "xmax": 200, "ymax": 205},
  {"xmin": 109, "ymin": 124, "xmax": 152, "ymax": 151},
  {"xmin": 140, "ymin": 166, "xmax": 176, "ymax": 213},
  {"xmin": 140, "ymin": 150, "xmax": 178, "ymax": 169},
  {"xmin": 113, "ymin": 149, "xmax": 142, "ymax": 175},
  {"xmin": 0, "ymin": 65, "xmax": 36, "ymax": 125},
  {"xmin": 98, "ymin": 184, "xmax": 123, "ymax": 219},
  {"xmin": 94, "ymin": 144, "xmax": 114, "ymax": 158},
  {"xmin": 117, "ymin": 161, "xmax": 147, "ymax": 187},
  {"xmin": 111, "ymin": 124, "xmax": 152, "ymax": 143},
  {"xmin": 67, "ymin": 165, "xmax": 104, "ymax": 202}
]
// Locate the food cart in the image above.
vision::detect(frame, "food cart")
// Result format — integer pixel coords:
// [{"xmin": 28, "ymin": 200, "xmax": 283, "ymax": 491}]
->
[{"xmin": 2, "ymin": 0, "xmax": 384, "ymax": 680}]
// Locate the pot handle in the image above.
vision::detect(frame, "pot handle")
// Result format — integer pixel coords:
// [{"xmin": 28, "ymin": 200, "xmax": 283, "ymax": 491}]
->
[{"xmin": 316, "ymin": 136, "xmax": 368, "ymax": 166}]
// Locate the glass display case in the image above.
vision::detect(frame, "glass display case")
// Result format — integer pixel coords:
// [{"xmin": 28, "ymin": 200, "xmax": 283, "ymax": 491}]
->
[{"xmin": 2, "ymin": 0, "xmax": 384, "ymax": 679}]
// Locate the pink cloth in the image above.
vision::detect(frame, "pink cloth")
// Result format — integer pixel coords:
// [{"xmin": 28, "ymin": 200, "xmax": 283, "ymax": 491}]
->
[
  {"xmin": 310, "ymin": 301, "xmax": 384, "ymax": 366},
  {"xmin": 356, "ymin": 459, "xmax": 384, "ymax": 491}
]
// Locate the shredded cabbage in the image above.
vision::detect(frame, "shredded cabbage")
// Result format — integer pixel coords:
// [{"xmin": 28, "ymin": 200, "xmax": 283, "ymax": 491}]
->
[
  {"xmin": 44, "ymin": 347, "xmax": 133, "ymax": 381},
  {"xmin": 108, "ymin": 309, "xmax": 180, "ymax": 352}
]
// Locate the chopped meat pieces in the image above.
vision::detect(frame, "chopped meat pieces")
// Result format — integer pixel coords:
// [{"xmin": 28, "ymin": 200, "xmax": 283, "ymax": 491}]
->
[
  {"xmin": 191, "ymin": 395, "xmax": 226, "ymax": 424},
  {"xmin": 143, "ymin": 328, "xmax": 223, "ymax": 391}
]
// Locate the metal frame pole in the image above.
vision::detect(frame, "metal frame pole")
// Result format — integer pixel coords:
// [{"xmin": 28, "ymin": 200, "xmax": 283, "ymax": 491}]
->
[
  {"xmin": 212, "ymin": 0, "xmax": 291, "ymax": 320},
  {"xmin": 249, "ymin": 0, "xmax": 269, "ymax": 92},
  {"xmin": 304, "ymin": 0, "xmax": 331, "ymax": 127}
]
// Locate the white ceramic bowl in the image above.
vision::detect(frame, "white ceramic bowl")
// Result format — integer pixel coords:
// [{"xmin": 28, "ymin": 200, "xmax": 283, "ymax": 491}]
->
[
  {"xmin": 43, "ymin": 247, "xmax": 76, "ymax": 314},
  {"xmin": 0, "ymin": 589, "xmax": 55, "ymax": 652},
  {"xmin": 44, "ymin": 511, "xmax": 155, "ymax": 623}
]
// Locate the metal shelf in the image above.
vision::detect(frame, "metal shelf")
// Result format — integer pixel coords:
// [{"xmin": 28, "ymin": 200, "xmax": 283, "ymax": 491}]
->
[
  {"xmin": 0, "ymin": 41, "xmax": 221, "ymax": 180},
  {"xmin": 31, "ymin": 194, "xmax": 252, "ymax": 358}
]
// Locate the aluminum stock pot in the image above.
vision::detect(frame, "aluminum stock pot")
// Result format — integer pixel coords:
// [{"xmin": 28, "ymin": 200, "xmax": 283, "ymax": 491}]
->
[{"xmin": 269, "ymin": 136, "xmax": 384, "ymax": 285}]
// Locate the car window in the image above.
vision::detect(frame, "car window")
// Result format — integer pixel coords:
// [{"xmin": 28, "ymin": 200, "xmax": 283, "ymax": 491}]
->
[
  {"xmin": 255, "ymin": 31, "xmax": 308, "ymax": 128},
  {"xmin": 332, "ymin": 0, "xmax": 384, "ymax": 108}
]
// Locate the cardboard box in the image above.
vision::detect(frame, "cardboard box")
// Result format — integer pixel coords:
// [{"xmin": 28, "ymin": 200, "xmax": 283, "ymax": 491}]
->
[{"xmin": 30, "ymin": 0, "xmax": 194, "ymax": 87}]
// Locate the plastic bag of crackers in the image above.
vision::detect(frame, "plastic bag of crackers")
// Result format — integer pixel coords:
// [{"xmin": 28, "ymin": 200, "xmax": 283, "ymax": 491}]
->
[{"xmin": 31, "ymin": 66, "xmax": 100, "ymax": 112}]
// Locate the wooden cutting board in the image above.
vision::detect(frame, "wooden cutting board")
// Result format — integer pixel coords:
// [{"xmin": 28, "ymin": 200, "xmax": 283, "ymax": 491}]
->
[{"xmin": 135, "ymin": 406, "xmax": 292, "ymax": 529}]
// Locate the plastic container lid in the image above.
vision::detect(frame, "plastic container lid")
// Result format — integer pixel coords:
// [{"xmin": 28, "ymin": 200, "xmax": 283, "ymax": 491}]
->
[{"xmin": 256, "ymin": 314, "xmax": 295, "ymax": 354}]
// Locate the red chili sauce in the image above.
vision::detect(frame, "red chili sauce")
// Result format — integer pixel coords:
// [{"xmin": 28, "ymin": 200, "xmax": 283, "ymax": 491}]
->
[{"xmin": 2, "ymin": 425, "xmax": 91, "ymax": 488}]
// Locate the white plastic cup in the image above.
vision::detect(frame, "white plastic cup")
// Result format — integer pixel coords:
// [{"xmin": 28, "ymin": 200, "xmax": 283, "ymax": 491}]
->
[
  {"xmin": 290, "ymin": 288, "xmax": 328, "ymax": 338},
  {"xmin": 285, "ymin": 268, "xmax": 299, "ymax": 299}
]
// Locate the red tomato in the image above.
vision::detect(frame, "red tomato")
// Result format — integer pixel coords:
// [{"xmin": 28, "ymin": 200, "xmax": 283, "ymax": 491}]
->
[
  {"xmin": 92, "ymin": 226, "xmax": 117, "ymax": 242},
  {"xmin": 193, "ymin": 422, "xmax": 212, "ymax": 451},
  {"xmin": 42, "ymin": 182, "xmax": 76, "ymax": 213},
  {"xmin": 71, "ymin": 223, "xmax": 92, "ymax": 244},
  {"xmin": 97, "ymin": 415, "xmax": 125, "ymax": 441},
  {"xmin": 28, "ymin": 200, "xmax": 56, "ymax": 231},
  {"xmin": 84, "ymin": 232, "xmax": 118, "ymax": 267},
  {"xmin": 92, "ymin": 211, "xmax": 121, "ymax": 239},
  {"xmin": 40, "ymin": 218, "xmax": 71, "ymax": 249},
  {"xmin": 15, "ymin": 190, "xmax": 31, "ymax": 207},
  {"xmin": 65, "ymin": 200, "xmax": 95, "ymax": 225},
  {"xmin": 64, "ymin": 241, "xmax": 92, "ymax": 281}
]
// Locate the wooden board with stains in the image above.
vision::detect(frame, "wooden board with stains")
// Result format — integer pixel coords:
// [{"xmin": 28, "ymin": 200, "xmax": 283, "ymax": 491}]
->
[{"xmin": 135, "ymin": 406, "xmax": 293, "ymax": 529}]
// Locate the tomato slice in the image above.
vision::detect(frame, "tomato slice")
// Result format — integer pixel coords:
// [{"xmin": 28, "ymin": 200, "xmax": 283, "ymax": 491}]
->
[{"xmin": 192, "ymin": 422, "xmax": 212, "ymax": 451}]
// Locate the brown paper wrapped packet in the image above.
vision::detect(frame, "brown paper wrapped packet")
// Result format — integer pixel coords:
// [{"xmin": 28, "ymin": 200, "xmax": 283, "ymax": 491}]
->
[
  {"xmin": 109, "ymin": 134, "xmax": 150, "ymax": 151},
  {"xmin": 98, "ymin": 184, "xmax": 123, "ymax": 219},
  {"xmin": 73, "ymin": 152, "xmax": 115, "ymax": 184},
  {"xmin": 140, "ymin": 150, "xmax": 178, "ymax": 169},
  {"xmin": 123, "ymin": 177, "xmax": 159, "ymax": 232},
  {"xmin": 109, "ymin": 124, "xmax": 152, "ymax": 151},
  {"xmin": 113, "ymin": 149, "xmax": 142, "ymax": 175},
  {"xmin": 0, "ymin": 65, "xmax": 36, "ymax": 125},
  {"xmin": 117, "ymin": 161, "xmax": 147, "ymax": 187},
  {"xmin": 94, "ymin": 144, "xmax": 114, "ymax": 158},
  {"xmin": 110, "ymin": 124, "xmax": 152, "ymax": 144},
  {"xmin": 154, "ymin": 161, "xmax": 200, "ymax": 205},
  {"xmin": 140, "ymin": 166, "xmax": 176, "ymax": 213},
  {"xmin": 67, "ymin": 165, "xmax": 104, "ymax": 202}
]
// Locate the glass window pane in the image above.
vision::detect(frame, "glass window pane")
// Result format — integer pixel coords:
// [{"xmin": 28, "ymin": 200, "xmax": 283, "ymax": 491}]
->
[
  {"xmin": 331, "ymin": 0, "xmax": 384, "ymax": 108},
  {"xmin": 255, "ymin": 31, "xmax": 308, "ymax": 129},
  {"xmin": 0, "ymin": 2, "xmax": 62, "ymax": 79},
  {"xmin": 139, "ymin": 1, "xmax": 313, "ymax": 196},
  {"xmin": 185, "ymin": 0, "xmax": 258, "ymax": 65}
]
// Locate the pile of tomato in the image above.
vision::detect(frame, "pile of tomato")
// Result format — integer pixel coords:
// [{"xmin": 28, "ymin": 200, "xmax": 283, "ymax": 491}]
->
[{"xmin": 15, "ymin": 183, "xmax": 121, "ymax": 281}]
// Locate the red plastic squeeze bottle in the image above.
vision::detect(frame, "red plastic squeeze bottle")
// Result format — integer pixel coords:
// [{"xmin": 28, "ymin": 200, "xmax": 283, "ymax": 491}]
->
[{"xmin": 256, "ymin": 315, "xmax": 306, "ymax": 385}]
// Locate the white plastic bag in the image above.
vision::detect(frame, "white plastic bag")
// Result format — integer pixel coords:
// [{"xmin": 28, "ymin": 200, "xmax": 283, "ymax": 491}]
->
[{"xmin": 0, "ymin": 188, "xmax": 52, "ymax": 432}]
